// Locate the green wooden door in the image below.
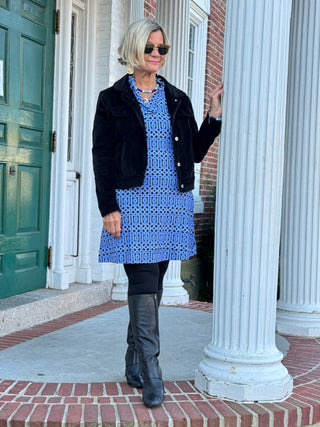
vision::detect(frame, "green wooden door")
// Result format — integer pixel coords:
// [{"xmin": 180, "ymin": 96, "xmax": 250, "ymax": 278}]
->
[{"xmin": 0, "ymin": 0, "xmax": 55, "ymax": 298}]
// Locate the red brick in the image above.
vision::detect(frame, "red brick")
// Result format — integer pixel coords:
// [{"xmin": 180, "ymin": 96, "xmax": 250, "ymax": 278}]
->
[
  {"xmin": 100, "ymin": 405, "xmax": 116, "ymax": 425},
  {"xmin": 212, "ymin": 401, "xmax": 238, "ymax": 426},
  {"xmin": 163, "ymin": 381, "xmax": 181, "ymax": 394},
  {"xmin": 195, "ymin": 401, "xmax": 221, "ymax": 427},
  {"xmin": 132, "ymin": 403, "xmax": 153, "ymax": 424},
  {"xmin": 0, "ymin": 402, "xmax": 20, "ymax": 426},
  {"xmin": 47, "ymin": 405, "xmax": 66, "ymax": 427},
  {"xmin": 9, "ymin": 403, "xmax": 34, "ymax": 427},
  {"xmin": 84, "ymin": 404, "xmax": 98, "ymax": 425},
  {"xmin": 24, "ymin": 383, "xmax": 44, "ymax": 396},
  {"xmin": 148, "ymin": 404, "xmax": 169, "ymax": 426},
  {"xmin": 119, "ymin": 382, "xmax": 135, "ymax": 395},
  {"xmin": 90, "ymin": 383, "xmax": 104, "ymax": 396},
  {"xmin": 245, "ymin": 404, "xmax": 270, "ymax": 426},
  {"xmin": 29, "ymin": 404, "xmax": 51, "ymax": 427},
  {"xmin": 0, "ymin": 380, "xmax": 15, "ymax": 393},
  {"xmin": 64, "ymin": 398, "xmax": 78, "ymax": 404},
  {"xmin": 113, "ymin": 396, "xmax": 126, "ymax": 404},
  {"xmin": 41, "ymin": 383, "xmax": 59, "ymax": 396},
  {"xmin": 287, "ymin": 396, "xmax": 312, "ymax": 425},
  {"xmin": 9, "ymin": 382, "xmax": 29, "ymax": 395},
  {"xmin": 31, "ymin": 397, "xmax": 46, "ymax": 404},
  {"xmin": 260, "ymin": 403, "xmax": 285, "ymax": 427},
  {"xmin": 80, "ymin": 398, "xmax": 94, "ymax": 404},
  {"xmin": 163, "ymin": 402, "xmax": 186, "ymax": 426},
  {"xmin": 0, "ymin": 395, "xmax": 15, "ymax": 402},
  {"xmin": 48, "ymin": 397, "xmax": 62, "ymax": 404},
  {"xmin": 104, "ymin": 382, "xmax": 119, "ymax": 396},
  {"xmin": 15, "ymin": 397, "xmax": 31, "ymax": 403},
  {"xmin": 97, "ymin": 397, "xmax": 110, "ymax": 404},
  {"xmin": 175, "ymin": 381, "xmax": 195, "ymax": 393},
  {"xmin": 58, "ymin": 383, "xmax": 73, "ymax": 397},
  {"xmin": 65, "ymin": 404, "xmax": 82, "ymax": 427},
  {"xmin": 275, "ymin": 401, "xmax": 298, "ymax": 427},
  {"xmin": 179, "ymin": 401, "xmax": 205, "ymax": 426},
  {"xmin": 116, "ymin": 403, "xmax": 135, "ymax": 423},
  {"xmin": 225, "ymin": 402, "xmax": 255, "ymax": 427},
  {"xmin": 74, "ymin": 384, "xmax": 88, "ymax": 396}
]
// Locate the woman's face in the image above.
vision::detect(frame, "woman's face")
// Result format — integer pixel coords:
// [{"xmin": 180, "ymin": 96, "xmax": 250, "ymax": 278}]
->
[{"xmin": 139, "ymin": 30, "xmax": 166, "ymax": 74}]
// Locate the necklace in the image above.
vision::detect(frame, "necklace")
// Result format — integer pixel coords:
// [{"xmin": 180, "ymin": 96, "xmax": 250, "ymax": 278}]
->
[{"xmin": 136, "ymin": 83, "xmax": 159, "ymax": 94}]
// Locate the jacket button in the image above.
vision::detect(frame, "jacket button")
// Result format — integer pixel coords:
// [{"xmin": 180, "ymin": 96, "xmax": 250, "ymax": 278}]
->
[
  {"xmin": 177, "ymin": 162, "xmax": 181, "ymax": 167},
  {"xmin": 175, "ymin": 136, "xmax": 179, "ymax": 141},
  {"xmin": 181, "ymin": 184, "xmax": 184, "ymax": 189}
]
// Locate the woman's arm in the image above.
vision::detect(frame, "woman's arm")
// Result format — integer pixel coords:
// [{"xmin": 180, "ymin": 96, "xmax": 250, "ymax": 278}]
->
[{"xmin": 92, "ymin": 91, "xmax": 120, "ymax": 217}]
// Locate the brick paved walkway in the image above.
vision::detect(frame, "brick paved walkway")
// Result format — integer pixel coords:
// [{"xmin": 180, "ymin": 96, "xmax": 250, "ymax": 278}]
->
[{"xmin": 1, "ymin": 301, "xmax": 320, "ymax": 426}]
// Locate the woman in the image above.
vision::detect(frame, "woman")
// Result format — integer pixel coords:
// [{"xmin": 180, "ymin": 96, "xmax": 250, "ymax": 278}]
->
[{"xmin": 92, "ymin": 18, "xmax": 223, "ymax": 408}]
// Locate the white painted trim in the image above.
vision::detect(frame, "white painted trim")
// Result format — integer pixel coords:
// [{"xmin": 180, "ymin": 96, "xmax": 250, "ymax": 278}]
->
[
  {"xmin": 190, "ymin": 2, "xmax": 209, "ymax": 213},
  {"xmin": 76, "ymin": 0, "xmax": 97, "ymax": 284},
  {"xmin": 48, "ymin": 0, "xmax": 73, "ymax": 290},
  {"xmin": 48, "ymin": 0, "xmax": 97, "ymax": 289},
  {"xmin": 192, "ymin": 0, "xmax": 210, "ymax": 15}
]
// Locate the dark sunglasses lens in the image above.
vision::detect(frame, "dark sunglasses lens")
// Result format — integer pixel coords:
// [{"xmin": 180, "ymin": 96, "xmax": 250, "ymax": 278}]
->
[
  {"xmin": 144, "ymin": 44, "xmax": 169, "ymax": 55},
  {"xmin": 158, "ymin": 46, "xmax": 169, "ymax": 55}
]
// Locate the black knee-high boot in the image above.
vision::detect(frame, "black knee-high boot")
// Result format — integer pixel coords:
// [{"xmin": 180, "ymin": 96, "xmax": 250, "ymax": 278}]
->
[
  {"xmin": 125, "ymin": 290, "xmax": 163, "ymax": 388},
  {"xmin": 125, "ymin": 321, "xmax": 143, "ymax": 388},
  {"xmin": 128, "ymin": 293, "xmax": 164, "ymax": 407}
]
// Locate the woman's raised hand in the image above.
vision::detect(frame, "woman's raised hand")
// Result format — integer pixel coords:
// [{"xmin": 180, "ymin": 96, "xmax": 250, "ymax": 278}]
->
[{"xmin": 209, "ymin": 82, "xmax": 223, "ymax": 119}]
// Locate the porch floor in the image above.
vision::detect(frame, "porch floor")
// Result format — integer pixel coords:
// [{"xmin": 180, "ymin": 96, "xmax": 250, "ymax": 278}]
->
[{"xmin": 0, "ymin": 300, "xmax": 320, "ymax": 426}]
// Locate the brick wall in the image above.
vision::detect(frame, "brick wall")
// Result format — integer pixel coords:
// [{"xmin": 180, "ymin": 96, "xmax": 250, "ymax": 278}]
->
[
  {"xmin": 144, "ymin": 0, "xmax": 156, "ymax": 18},
  {"xmin": 194, "ymin": 0, "xmax": 226, "ymax": 254}
]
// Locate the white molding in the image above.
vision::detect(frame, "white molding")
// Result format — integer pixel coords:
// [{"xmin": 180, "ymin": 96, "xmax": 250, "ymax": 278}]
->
[
  {"xmin": 192, "ymin": 0, "xmax": 210, "ymax": 15},
  {"xmin": 48, "ymin": 0, "xmax": 73, "ymax": 290},
  {"xmin": 76, "ymin": 0, "xmax": 97, "ymax": 284},
  {"xmin": 189, "ymin": 2, "xmax": 208, "ymax": 213}
]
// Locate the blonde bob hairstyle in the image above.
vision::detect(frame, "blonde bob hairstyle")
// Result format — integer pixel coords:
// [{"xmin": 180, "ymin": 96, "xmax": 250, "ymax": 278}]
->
[{"xmin": 118, "ymin": 18, "xmax": 170, "ymax": 73}]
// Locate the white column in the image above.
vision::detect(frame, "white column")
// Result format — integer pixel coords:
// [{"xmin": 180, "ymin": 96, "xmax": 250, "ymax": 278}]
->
[
  {"xmin": 156, "ymin": 1, "xmax": 190, "ymax": 304},
  {"xmin": 195, "ymin": 0, "xmax": 293, "ymax": 401},
  {"xmin": 277, "ymin": 0, "xmax": 320, "ymax": 336},
  {"xmin": 162, "ymin": 261, "xmax": 189, "ymax": 305},
  {"xmin": 156, "ymin": 0, "xmax": 189, "ymax": 93},
  {"xmin": 130, "ymin": 0, "xmax": 144, "ymax": 23},
  {"xmin": 47, "ymin": 0, "xmax": 72, "ymax": 290},
  {"xmin": 111, "ymin": 265, "xmax": 128, "ymax": 301}
]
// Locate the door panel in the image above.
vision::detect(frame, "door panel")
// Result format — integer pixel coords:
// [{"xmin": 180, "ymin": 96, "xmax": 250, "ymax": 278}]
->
[{"xmin": 0, "ymin": 0, "xmax": 55, "ymax": 298}]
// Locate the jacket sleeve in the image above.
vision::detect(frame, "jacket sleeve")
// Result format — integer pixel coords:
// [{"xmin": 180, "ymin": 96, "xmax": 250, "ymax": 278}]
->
[
  {"xmin": 92, "ymin": 91, "xmax": 120, "ymax": 217},
  {"xmin": 188, "ymin": 97, "xmax": 221, "ymax": 163}
]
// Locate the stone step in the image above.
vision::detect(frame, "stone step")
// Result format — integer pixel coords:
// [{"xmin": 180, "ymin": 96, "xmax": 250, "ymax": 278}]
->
[{"xmin": 0, "ymin": 282, "xmax": 112, "ymax": 337}]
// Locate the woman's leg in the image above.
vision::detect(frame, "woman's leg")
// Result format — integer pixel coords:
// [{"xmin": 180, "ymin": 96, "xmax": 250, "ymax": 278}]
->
[{"xmin": 124, "ymin": 262, "xmax": 168, "ymax": 407}]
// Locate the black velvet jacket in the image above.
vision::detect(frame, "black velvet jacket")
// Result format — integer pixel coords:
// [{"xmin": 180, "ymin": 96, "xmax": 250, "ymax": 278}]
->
[{"xmin": 92, "ymin": 74, "xmax": 221, "ymax": 217}]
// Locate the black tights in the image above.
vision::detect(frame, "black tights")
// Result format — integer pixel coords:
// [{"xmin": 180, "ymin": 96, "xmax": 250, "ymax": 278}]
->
[{"xmin": 124, "ymin": 261, "xmax": 170, "ymax": 296}]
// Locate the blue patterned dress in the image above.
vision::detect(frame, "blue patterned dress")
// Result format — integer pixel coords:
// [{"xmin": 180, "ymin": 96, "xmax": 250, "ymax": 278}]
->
[{"xmin": 99, "ymin": 76, "xmax": 196, "ymax": 264}]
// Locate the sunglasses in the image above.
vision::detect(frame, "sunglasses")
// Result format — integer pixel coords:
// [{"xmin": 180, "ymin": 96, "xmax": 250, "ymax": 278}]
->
[{"xmin": 144, "ymin": 43, "xmax": 170, "ymax": 55}]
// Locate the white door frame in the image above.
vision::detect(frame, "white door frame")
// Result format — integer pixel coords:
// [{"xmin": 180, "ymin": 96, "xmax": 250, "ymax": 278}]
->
[{"xmin": 47, "ymin": 0, "xmax": 97, "ymax": 289}]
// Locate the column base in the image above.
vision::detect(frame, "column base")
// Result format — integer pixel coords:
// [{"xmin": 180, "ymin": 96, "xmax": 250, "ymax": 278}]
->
[
  {"xmin": 111, "ymin": 283, "xmax": 128, "ymax": 301},
  {"xmin": 47, "ymin": 270, "xmax": 69, "ymax": 290},
  {"xmin": 195, "ymin": 348, "xmax": 293, "ymax": 402},
  {"xmin": 76, "ymin": 266, "xmax": 92, "ymax": 284},
  {"xmin": 277, "ymin": 308, "xmax": 320, "ymax": 336},
  {"xmin": 162, "ymin": 286, "xmax": 189, "ymax": 305}
]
